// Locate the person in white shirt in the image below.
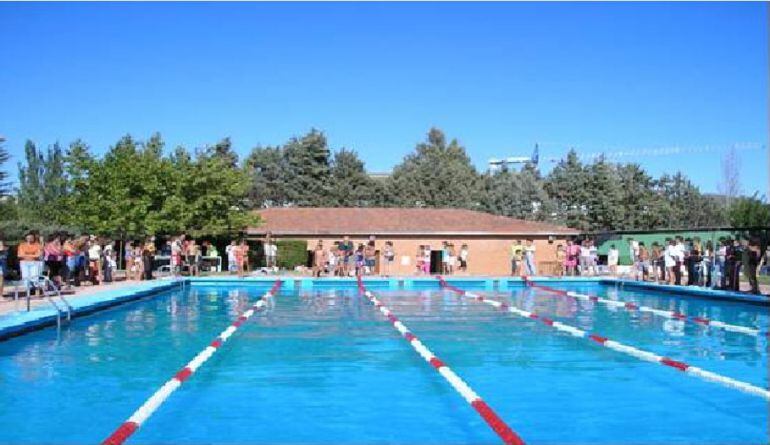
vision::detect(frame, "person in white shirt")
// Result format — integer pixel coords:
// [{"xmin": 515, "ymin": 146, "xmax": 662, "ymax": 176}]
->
[
  {"xmin": 673, "ymin": 237, "xmax": 685, "ymax": 285},
  {"xmin": 664, "ymin": 239, "xmax": 677, "ymax": 285},
  {"xmin": 579, "ymin": 240, "xmax": 591, "ymax": 276},
  {"xmin": 225, "ymin": 240, "xmax": 238, "ymax": 273},
  {"xmin": 265, "ymin": 242, "xmax": 278, "ymax": 268},
  {"xmin": 607, "ymin": 244, "xmax": 619, "ymax": 276}
]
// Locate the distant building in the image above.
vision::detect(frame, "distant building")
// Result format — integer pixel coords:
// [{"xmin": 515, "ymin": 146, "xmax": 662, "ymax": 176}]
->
[{"xmin": 248, "ymin": 207, "xmax": 577, "ymax": 275}]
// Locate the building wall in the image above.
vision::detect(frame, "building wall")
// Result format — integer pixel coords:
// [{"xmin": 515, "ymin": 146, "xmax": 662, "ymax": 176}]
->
[{"xmin": 285, "ymin": 235, "xmax": 568, "ymax": 276}]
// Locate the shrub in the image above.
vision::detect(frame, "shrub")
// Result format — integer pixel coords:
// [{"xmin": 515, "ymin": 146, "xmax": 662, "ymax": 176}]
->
[{"xmin": 276, "ymin": 239, "xmax": 309, "ymax": 269}]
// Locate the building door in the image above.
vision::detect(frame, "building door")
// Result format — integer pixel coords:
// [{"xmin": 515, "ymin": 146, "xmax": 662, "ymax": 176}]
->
[{"xmin": 430, "ymin": 250, "xmax": 443, "ymax": 274}]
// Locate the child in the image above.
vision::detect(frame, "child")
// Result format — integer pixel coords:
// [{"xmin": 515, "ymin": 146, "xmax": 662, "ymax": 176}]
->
[
  {"xmin": 607, "ymin": 244, "xmax": 619, "ymax": 276},
  {"xmin": 459, "ymin": 244, "xmax": 469, "ymax": 273},
  {"xmin": 355, "ymin": 244, "xmax": 365, "ymax": 276},
  {"xmin": 416, "ymin": 245, "xmax": 424, "ymax": 275},
  {"xmin": 555, "ymin": 245, "xmax": 565, "ymax": 276},
  {"xmin": 382, "ymin": 241, "xmax": 395, "ymax": 276},
  {"xmin": 422, "ymin": 245, "xmax": 431, "ymax": 275}
]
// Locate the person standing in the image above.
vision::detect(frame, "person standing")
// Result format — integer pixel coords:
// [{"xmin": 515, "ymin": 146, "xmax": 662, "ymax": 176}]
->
[
  {"xmin": 364, "ymin": 241, "xmax": 376, "ymax": 275},
  {"xmin": 728, "ymin": 239, "xmax": 742, "ymax": 291},
  {"xmin": 555, "ymin": 244, "xmax": 565, "ymax": 277},
  {"xmin": 579, "ymin": 239, "xmax": 591, "ymax": 276},
  {"xmin": 446, "ymin": 243, "xmax": 457, "ymax": 275},
  {"xmin": 17, "ymin": 232, "xmax": 43, "ymax": 291},
  {"xmin": 339, "ymin": 236, "xmax": 354, "ymax": 276},
  {"xmin": 382, "ymin": 241, "xmax": 395, "ymax": 276},
  {"xmin": 714, "ymin": 238, "xmax": 726, "ymax": 289},
  {"xmin": 0, "ymin": 240, "xmax": 8, "ymax": 298},
  {"xmin": 564, "ymin": 239, "xmax": 578, "ymax": 276},
  {"xmin": 459, "ymin": 244, "xmax": 469, "ymax": 273},
  {"xmin": 607, "ymin": 244, "xmax": 619, "ymax": 277},
  {"xmin": 673, "ymin": 237, "xmax": 685, "ymax": 285},
  {"xmin": 744, "ymin": 237, "xmax": 761, "ymax": 295},
  {"xmin": 88, "ymin": 236, "xmax": 102, "ymax": 285},
  {"xmin": 265, "ymin": 239, "xmax": 278, "ymax": 270},
  {"xmin": 650, "ymin": 242, "xmax": 663, "ymax": 282},
  {"xmin": 441, "ymin": 241, "xmax": 450, "ymax": 275},
  {"xmin": 510, "ymin": 240, "xmax": 523, "ymax": 276},
  {"xmin": 524, "ymin": 239, "xmax": 537, "ymax": 276},
  {"xmin": 142, "ymin": 236, "xmax": 156, "ymax": 280},
  {"xmin": 225, "ymin": 239, "xmax": 238, "ymax": 274},
  {"xmin": 312, "ymin": 241, "xmax": 326, "ymax": 277},
  {"xmin": 240, "ymin": 240, "xmax": 250, "ymax": 274},
  {"xmin": 637, "ymin": 242, "xmax": 650, "ymax": 281},
  {"xmin": 44, "ymin": 234, "xmax": 64, "ymax": 286},
  {"xmin": 102, "ymin": 241, "xmax": 114, "ymax": 283},
  {"xmin": 665, "ymin": 239, "xmax": 677, "ymax": 285}
]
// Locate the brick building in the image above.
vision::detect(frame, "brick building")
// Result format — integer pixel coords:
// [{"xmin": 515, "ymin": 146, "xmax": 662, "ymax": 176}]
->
[{"xmin": 247, "ymin": 207, "xmax": 578, "ymax": 275}]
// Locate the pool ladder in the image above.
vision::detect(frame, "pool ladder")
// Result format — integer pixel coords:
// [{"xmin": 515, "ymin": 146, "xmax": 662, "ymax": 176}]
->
[{"xmin": 16, "ymin": 276, "xmax": 73, "ymax": 332}]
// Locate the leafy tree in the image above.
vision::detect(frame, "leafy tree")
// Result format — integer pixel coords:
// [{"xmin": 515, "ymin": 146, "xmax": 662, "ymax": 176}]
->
[
  {"xmin": 657, "ymin": 172, "xmax": 727, "ymax": 228},
  {"xmin": 482, "ymin": 163, "xmax": 554, "ymax": 221},
  {"xmin": 728, "ymin": 193, "xmax": 770, "ymax": 227},
  {"xmin": 17, "ymin": 140, "xmax": 68, "ymax": 223},
  {"xmin": 388, "ymin": 128, "xmax": 482, "ymax": 209}
]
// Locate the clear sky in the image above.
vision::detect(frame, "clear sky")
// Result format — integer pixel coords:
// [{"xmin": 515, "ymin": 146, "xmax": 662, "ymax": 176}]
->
[{"xmin": 1, "ymin": 2, "xmax": 767, "ymax": 196}]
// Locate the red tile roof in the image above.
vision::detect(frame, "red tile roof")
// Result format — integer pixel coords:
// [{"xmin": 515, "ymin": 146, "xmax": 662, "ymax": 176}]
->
[{"xmin": 248, "ymin": 207, "xmax": 578, "ymax": 236}]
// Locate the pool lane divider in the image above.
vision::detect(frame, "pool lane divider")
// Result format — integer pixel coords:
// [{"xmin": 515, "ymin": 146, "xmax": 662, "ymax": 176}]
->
[
  {"xmin": 527, "ymin": 282, "xmax": 761, "ymax": 337},
  {"xmin": 356, "ymin": 276, "xmax": 525, "ymax": 445},
  {"xmin": 437, "ymin": 277, "xmax": 770, "ymax": 401},
  {"xmin": 102, "ymin": 280, "xmax": 283, "ymax": 445}
]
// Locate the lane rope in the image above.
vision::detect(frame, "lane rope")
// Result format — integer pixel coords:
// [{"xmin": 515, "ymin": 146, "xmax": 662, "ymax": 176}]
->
[
  {"xmin": 357, "ymin": 276, "xmax": 525, "ymax": 445},
  {"xmin": 438, "ymin": 277, "xmax": 770, "ymax": 401},
  {"xmin": 102, "ymin": 280, "xmax": 283, "ymax": 445},
  {"xmin": 528, "ymin": 282, "xmax": 761, "ymax": 337}
]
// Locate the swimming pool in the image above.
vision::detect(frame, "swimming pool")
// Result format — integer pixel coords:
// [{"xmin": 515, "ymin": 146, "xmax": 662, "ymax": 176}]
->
[{"xmin": 0, "ymin": 279, "xmax": 766, "ymax": 444}]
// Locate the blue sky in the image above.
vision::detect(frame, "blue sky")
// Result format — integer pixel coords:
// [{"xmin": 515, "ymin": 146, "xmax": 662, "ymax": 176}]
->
[{"xmin": 1, "ymin": 2, "xmax": 767, "ymax": 196}]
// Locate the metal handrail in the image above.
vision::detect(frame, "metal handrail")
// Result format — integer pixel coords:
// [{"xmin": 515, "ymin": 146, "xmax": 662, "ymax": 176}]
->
[{"xmin": 26, "ymin": 276, "xmax": 72, "ymax": 326}]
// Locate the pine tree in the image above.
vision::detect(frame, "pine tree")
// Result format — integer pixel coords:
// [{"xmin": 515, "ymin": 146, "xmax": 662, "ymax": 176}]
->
[
  {"xmin": 329, "ymin": 148, "xmax": 378, "ymax": 206},
  {"xmin": 545, "ymin": 150, "xmax": 592, "ymax": 230},
  {"xmin": 388, "ymin": 128, "xmax": 483, "ymax": 209},
  {"xmin": 0, "ymin": 136, "xmax": 10, "ymax": 197}
]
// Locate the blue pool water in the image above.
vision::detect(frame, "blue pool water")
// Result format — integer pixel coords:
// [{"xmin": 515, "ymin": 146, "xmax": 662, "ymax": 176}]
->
[{"xmin": 0, "ymin": 281, "xmax": 766, "ymax": 444}]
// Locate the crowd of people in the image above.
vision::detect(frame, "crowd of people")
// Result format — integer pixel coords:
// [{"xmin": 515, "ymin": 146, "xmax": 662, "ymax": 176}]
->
[
  {"xmin": 619, "ymin": 236, "xmax": 767, "ymax": 295},
  {"xmin": 307, "ymin": 237, "xmax": 471, "ymax": 278},
  {"xmin": 0, "ymin": 232, "xmax": 257, "ymax": 297},
  {"xmin": 0, "ymin": 230, "xmax": 767, "ymax": 298}
]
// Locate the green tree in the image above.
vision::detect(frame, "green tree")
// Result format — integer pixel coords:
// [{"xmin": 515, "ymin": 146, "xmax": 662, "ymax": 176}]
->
[
  {"xmin": 245, "ymin": 145, "xmax": 289, "ymax": 208},
  {"xmin": 545, "ymin": 150, "xmax": 592, "ymax": 230},
  {"xmin": 728, "ymin": 193, "xmax": 770, "ymax": 227},
  {"xmin": 0, "ymin": 136, "xmax": 10, "ymax": 197},
  {"xmin": 329, "ymin": 148, "xmax": 378, "ymax": 206},
  {"xmin": 282, "ymin": 130, "xmax": 332, "ymax": 206},
  {"xmin": 17, "ymin": 140, "xmax": 68, "ymax": 223},
  {"xmin": 657, "ymin": 172, "xmax": 727, "ymax": 228},
  {"xmin": 388, "ymin": 128, "xmax": 482, "ymax": 209},
  {"xmin": 482, "ymin": 163, "xmax": 554, "ymax": 221}
]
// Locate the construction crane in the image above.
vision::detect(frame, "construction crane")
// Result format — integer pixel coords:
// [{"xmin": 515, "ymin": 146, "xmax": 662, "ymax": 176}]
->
[{"xmin": 488, "ymin": 144, "xmax": 539, "ymax": 172}]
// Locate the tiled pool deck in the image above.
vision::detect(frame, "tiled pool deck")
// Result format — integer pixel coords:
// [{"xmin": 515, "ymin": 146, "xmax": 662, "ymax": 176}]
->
[{"xmin": 1, "ymin": 276, "xmax": 766, "ymax": 341}]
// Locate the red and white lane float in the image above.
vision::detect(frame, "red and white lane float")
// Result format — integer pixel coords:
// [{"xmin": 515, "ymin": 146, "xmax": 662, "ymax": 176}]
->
[
  {"xmin": 102, "ymin": 280, "xmax": 283, "ymax": 445},
  {"xmin": 437, "ymin": 277, "xmax": 770, "ymax": 401},
  {"xmin": 527, "ymin": 282, "xmax": 761, "ymax": 337},
  {"xmin": 357, "ymin": 277, "xmax": 525, "ymax": 445}
]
